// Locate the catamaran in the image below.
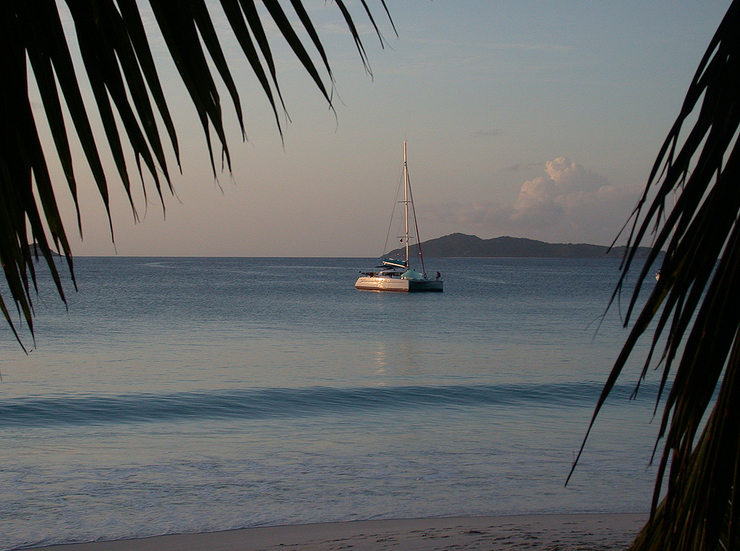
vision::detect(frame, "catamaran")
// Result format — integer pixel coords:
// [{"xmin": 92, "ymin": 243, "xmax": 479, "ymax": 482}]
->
[{"xmin": 355, "ymin": 142, "xmax": 443, "ymax": 292}]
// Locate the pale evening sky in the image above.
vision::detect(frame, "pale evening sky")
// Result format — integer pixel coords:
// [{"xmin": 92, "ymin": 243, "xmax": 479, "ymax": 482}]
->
[{"xmin": 38, "ymin": 1, "xmax": 731, "ymax": 257}]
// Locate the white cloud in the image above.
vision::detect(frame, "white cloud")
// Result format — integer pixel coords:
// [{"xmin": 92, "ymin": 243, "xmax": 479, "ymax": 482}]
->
[
  {"xmin": 426, "ymin": 157, "xmax": 639, "ymax": 245},
  {"xmin": 511, "ymin": 157, "xmax": 611, "ymax": 224}
]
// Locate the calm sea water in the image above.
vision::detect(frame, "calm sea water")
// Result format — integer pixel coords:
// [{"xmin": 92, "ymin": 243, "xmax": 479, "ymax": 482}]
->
[{"xmin": 0, "ymin": 257, "xmax": 662, "ymax": 549}]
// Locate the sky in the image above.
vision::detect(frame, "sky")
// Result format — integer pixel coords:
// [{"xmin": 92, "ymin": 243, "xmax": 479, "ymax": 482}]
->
[{"xmin": 38, "ymin": 1, "xmax": 732, "ymax": 257}]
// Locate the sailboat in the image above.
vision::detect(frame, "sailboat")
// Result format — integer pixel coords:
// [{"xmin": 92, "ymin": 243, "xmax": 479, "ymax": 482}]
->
[{"xmin": 355, "ymin": 142, "xmax": 444, "ymax": 292}]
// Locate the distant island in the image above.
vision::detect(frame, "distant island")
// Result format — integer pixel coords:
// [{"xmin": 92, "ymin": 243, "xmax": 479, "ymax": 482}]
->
[{"xmin": 388, "ymin": 233, "xmax": 654, "ymax": 258}]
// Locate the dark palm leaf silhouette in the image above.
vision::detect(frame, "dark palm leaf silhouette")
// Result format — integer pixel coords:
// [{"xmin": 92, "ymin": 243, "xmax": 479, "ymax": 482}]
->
[
  {"xmin": 7, "ymin": 2, "xmax": 740, "ymax": 547},
  {"xmin": 571, "ymin": 1, "xmax": 740, "ymax": 549},
  {"xmin": 0, "ymin": 0, "xmax": 392, "ymax": 348}
]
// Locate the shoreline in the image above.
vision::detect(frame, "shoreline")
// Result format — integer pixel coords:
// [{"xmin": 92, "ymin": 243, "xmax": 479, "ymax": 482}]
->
[{"xmin": 23, "ymin": 513, "xmax": 646, "ymax": 551}]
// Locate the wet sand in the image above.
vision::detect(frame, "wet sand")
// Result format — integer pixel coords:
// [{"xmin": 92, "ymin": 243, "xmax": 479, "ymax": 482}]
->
[{"xmin": 25, "ymin": 513, "xmax": 645, "ymax": 551}]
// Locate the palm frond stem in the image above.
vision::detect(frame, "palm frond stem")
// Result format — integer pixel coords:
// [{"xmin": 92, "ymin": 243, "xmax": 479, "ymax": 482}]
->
[{"xmin": 0, "ymin": 0, "xmax": 393, "ymax": 346}]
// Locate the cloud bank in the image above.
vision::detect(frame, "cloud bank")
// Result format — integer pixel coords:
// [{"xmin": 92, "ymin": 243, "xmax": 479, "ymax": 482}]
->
[{"xmin": 428, "ymin": 157, "xmax": 638, "ymax": 245}]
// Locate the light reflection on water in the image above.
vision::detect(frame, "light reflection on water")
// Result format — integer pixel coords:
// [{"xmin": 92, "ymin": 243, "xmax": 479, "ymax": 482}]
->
[{"xmin": 0, "ymin": 257, "xmax": 663, "ymax": 550}]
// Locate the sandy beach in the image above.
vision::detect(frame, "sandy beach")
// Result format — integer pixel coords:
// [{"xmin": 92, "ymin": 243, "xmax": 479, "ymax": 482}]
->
[{"xmin": 24, "ymin": 513, "xmax": 645, "ymax": 551}]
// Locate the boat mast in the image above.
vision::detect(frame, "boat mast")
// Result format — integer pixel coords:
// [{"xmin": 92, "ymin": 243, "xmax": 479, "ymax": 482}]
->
[
  {"xmin": 403, "ymin": 141, "xmax": 410, "ymax": 268},
  {"xmin": 403, "ymin": 142, "xmax": 428, "ymax": 277}
]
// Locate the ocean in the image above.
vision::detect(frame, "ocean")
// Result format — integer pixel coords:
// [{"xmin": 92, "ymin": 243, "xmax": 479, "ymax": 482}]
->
[{"xmin": 0, "ymin": 257, "xmax": 662, "ymax": 549}]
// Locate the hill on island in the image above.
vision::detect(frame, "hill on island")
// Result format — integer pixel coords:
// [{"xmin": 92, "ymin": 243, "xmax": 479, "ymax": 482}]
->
[{"xmin": 388, "ymin": 233, "xmax": 653, "ymax": 258}]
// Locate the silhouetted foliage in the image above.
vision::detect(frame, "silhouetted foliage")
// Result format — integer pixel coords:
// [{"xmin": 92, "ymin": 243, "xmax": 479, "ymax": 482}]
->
[
  {"xmin": 0, "ymin": 0, "xmax": 392, "ymax": 348},
  {"xmin": 572, "ymin": 2, "xmax": 740, "ymax": 549}
]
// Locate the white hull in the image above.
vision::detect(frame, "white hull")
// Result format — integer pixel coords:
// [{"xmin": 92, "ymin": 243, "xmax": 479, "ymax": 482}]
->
[
  {"xmin": 355, "ymin": 141, "xmax": 443, "ymax": 293},
  {"xmin": 355, "ymin": 276, "xmax": 443, "ymax": 292}
]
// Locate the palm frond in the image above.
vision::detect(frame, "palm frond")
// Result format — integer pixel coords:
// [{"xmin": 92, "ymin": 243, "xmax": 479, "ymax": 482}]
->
[
  {"xmin": 571, "ymin": 2, "xmax": 740, "ymax": 549},
  {"xmin": 0, "ymin": 0, "xmax": 392, "ymax": 347}
]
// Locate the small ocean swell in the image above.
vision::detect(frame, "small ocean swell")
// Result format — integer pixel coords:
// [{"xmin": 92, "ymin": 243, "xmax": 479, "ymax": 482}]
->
[{"xmin": 0, "ymin": 382, "xmax": 655, "ymax": 428}]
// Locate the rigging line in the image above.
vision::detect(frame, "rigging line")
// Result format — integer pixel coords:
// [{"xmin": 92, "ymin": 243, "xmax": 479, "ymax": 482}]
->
[
  {"xmin": 406, "ymin": 169, "xmax": 427, "ymax": 276},
  {"xmin": 382, "ymin": 162, "xmax": 406, "ymax": 257}
]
